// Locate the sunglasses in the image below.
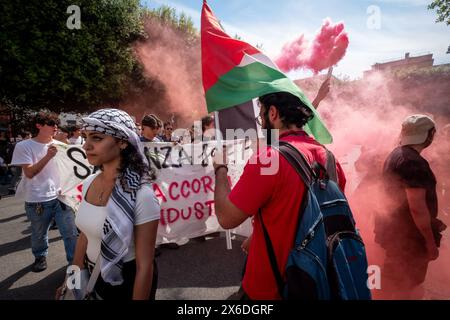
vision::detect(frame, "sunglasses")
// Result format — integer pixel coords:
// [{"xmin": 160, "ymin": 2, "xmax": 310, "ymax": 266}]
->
[{"xmin": 44, "ymin": 120, "xmax": 58, "ymax": 127}]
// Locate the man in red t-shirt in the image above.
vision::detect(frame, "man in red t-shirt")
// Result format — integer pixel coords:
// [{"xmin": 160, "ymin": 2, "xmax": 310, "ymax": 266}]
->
[{"xmin": 214, "ymin": 92, "xmax": 346, "ymax": 300}]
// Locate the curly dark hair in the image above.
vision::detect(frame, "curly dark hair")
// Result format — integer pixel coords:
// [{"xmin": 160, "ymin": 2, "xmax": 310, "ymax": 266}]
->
[
  {"xmin": 119, "ymin": 143, "xmax": 156, "ymax": 181},
  {"xmin": 258, "ymin": 92, "xmax": 314, "ymax": 129}
]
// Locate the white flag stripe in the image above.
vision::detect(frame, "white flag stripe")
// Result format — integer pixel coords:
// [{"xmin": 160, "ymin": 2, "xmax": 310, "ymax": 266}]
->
[{"xmin": 238, "ymin": 52, "xmax": 279, "ymax": 70}]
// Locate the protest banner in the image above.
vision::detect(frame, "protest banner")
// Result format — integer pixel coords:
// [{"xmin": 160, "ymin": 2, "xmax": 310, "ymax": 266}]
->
[
  {"xmin": 51, "ymin": 140, "xmax": 255, "ymax": 243},
  {"xmin": 54, "ymin": 144, "xmax": 95, "ymax": 210}
]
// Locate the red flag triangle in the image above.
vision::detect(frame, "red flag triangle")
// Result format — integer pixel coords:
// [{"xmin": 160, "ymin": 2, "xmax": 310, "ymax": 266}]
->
[{"xmin": 201, "ymin": 1, "xmax": 260, "ymax": 92}]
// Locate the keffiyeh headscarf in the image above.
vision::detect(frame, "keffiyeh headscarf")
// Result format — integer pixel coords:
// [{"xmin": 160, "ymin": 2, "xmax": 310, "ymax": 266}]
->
[
  {"xmin": 81, "ymin": 108, "xmax": 147, "ymax": 165},
  {"xmin": 81, "ymin": 108, "xmax": 147, "ymax": 285}
]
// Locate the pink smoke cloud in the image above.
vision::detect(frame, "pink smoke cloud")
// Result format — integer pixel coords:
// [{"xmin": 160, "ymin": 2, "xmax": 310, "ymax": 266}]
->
[
  {"xmin": 122, "ymin": 16, "xmax": 206, "ymax": 128},
  {"xmin": 276, "ymin": 34, "xmax": 309, "ymax": 72},
  {"xmin": 276, "ymin": 18, "xmax": 349, "ymax": 73},
  {"xmin": 297, "ymin": 70, "xmax": 450, "ymax": 299}
]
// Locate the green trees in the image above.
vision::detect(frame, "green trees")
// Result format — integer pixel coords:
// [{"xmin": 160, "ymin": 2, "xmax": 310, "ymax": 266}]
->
[
  {"xmin": 144, "ymin": 5, "xmax": 197, "ymax": 41},
  {"xmin": 0, "ymin": 0, "xmax": 202, "ymax": 137},
  {"xmin": 0, "ymin": 0, "xmax": 145, "ymax": 113},
  {"xmin": 428, "ymin": 0, "xmax": 450, "ymax": 25}
]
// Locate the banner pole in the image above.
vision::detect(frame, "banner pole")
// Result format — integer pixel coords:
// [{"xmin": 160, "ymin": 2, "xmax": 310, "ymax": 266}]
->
[{"xmin": 214, "ymin": 111, "xmax": 233, "ymax": 250}]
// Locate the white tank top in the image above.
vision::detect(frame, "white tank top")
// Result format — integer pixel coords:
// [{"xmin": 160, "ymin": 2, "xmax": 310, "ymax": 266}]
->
[{"xmin": 75, "ymin": 173, "xmax": 160, "ymax": 263}]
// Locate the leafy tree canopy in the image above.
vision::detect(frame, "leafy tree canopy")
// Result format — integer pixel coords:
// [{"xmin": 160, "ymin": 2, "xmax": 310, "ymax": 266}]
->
[
  {"xmin": 428, "ymin": 0, "xmax": 450, "ymax": 25},
  {"xmin": 0, "ymin": 0, "xmax": 144, "ymax": 113}
]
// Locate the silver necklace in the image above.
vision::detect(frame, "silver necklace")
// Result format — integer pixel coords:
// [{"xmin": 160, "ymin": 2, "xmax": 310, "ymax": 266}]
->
[{"xmin": 98, "ymin": 174, "xmax": 116, "ymax": 202}]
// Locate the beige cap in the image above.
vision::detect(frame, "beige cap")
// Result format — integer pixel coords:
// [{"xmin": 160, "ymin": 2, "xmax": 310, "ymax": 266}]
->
[{"xmin": 400, "ymin": 114, "xmax": 436, "ymax": 146}]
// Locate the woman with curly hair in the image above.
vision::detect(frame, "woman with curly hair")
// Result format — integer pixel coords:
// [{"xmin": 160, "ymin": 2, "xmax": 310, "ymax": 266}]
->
[{"xmin": 57, "ymin": 108, "xmax": 160, "ymax": 300}]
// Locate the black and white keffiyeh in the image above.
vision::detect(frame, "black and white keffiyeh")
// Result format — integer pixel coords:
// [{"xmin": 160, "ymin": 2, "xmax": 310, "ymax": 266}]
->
[
  {"xmin": 81, "ymin": 108, "xmax": 147, "ymax": 285},
  {"xmin": 81, "ymin": 108, "xmax": 145, "ymax": 160}
]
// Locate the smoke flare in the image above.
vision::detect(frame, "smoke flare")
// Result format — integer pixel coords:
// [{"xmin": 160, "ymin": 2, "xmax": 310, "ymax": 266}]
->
[{"xmin": 276, "ymin": 18, "xmax": 349, "ymax": 74}]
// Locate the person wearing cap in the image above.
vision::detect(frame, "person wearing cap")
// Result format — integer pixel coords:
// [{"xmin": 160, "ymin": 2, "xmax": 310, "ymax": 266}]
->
[
  {"xmin": 141, "ymin": 114, "xmax": 162, "ymax": 142},
  {"xmin": 56, "ymin": 108, "xmax": 160, "ymax": 300},
  {"xmin": 376, "ymin": 114, "xmax": 446, "ymax": 299}
]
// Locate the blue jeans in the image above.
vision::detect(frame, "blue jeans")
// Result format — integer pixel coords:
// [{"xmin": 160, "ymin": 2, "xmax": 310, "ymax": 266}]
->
[{"xmin": 25, "ymin": 199, "xmax": 78, "ymax": 263}]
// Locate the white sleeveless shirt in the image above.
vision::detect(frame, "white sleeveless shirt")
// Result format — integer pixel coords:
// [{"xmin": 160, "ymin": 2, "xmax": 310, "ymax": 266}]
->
[{"xmin": 75, "ymin": 173, "xmax": 160, "ymax": 263}]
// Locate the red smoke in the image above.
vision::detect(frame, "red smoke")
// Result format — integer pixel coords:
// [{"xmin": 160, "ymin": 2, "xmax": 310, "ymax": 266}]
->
[
  {"xmin": 308, "ymin": 20, "xmax": 349, "ymax": 74},
  {"xmin": 124, "ymin": 15, "xmax": 207, "ymax": 128},
  {"xmin": 298, "ymin": 69, "xmax": 450, "ymax": 299},
  {"xmin": 276, "ymin": 34, "xmax": 309, "ymax": 72},
  {"xmin": 276, "ymin": 18, "xmax": 349, "ymax": 73}
]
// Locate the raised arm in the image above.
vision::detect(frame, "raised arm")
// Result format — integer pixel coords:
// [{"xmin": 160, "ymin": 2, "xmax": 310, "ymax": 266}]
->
[{"xmin": 312, "ymin": 77, "xmax": 331, "ymax": 109}]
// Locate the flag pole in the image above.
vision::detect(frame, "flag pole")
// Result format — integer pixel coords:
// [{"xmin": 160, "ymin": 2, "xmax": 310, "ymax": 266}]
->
[{"xmin": 214, "ymin": 111, "xmax": 233, "ymax": 250}]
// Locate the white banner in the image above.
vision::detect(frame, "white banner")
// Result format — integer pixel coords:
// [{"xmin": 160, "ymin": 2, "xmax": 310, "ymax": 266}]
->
[
  {"xmin": 53, "ymin": 140, "xmax": 255, "ymax": 242},
  {"xmin": 54, "ymin": 144, "xmax": 96, "ymax": 210}
]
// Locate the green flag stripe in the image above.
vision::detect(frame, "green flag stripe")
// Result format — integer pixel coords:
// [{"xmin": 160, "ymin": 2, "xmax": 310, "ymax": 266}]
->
[
  {"xmin": 205, "ymin": 62, "xmax": 287, "ymax": 111},
  {"xmin": 206, "ymin": 62, "xmax": 333, "ymax": 144}
]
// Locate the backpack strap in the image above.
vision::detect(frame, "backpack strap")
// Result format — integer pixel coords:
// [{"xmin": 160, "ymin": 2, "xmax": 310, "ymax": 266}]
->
[
  {"xmin": 258, "ymin": 141, "xmax": 314, "ymax": 299},
  {"xmin": 259, "ymin": 210, "xmax": 285, "ymax": 299},
  {"xmin": 325, "ymin": 148, "xmax": 339, "ymax": 185},
  {"xmin": 278, "ymin": 141, "xmax": 314, "ymax": 186}
]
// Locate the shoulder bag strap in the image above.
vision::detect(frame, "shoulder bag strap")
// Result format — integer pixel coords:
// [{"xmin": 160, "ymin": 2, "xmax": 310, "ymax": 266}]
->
[
  {"xmin": 259, "ymin": 209, "xmax": 285, "ymax": 299},
  {"xmin": 325, "ymin": 148, "xmax": 338, "ymax": 184},
  {"xmin": 85, "ymin": 254, "xmax": 102, "ymax": 298}
]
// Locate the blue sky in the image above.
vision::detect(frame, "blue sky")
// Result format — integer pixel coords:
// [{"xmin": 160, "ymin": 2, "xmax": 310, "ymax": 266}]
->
[{"xmin": 141, "ymin": 0, "xmax": 450, "ymax": 79}]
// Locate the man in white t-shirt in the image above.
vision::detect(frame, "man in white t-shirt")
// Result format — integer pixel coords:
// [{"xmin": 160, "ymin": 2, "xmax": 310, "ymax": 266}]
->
[{"xmin": 11, "ymin": 112, "xmax": 78, "ymax": 272}]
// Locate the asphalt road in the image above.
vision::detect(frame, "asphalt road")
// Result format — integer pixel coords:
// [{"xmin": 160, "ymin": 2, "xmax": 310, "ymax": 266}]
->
[
  {"xmin": 0, "ymin": 194, "xmax": 246, "ymax": 300},
  {"xmin": 2, "ymin": 189, "xmax": 450, "ymax": 300}
]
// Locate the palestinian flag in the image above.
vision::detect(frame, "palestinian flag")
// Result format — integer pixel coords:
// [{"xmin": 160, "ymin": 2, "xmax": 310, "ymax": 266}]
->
[{"xmin": 201, "ymin": 1, "xmax": 332, "ymax": 144}]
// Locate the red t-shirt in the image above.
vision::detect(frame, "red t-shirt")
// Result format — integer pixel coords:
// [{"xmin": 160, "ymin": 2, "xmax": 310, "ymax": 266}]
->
[{"xmin": 228, "ymin": 130, "xmax": 346, "ymax": 300}]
